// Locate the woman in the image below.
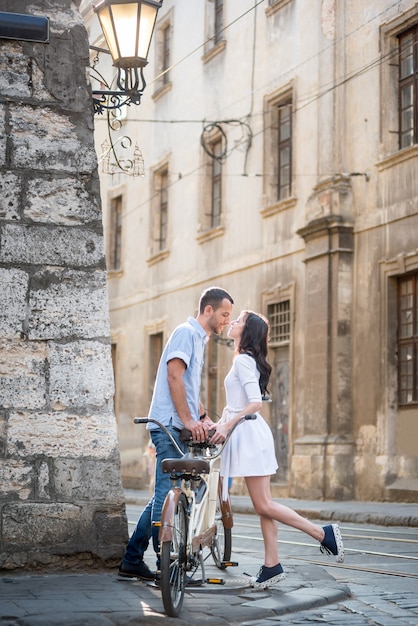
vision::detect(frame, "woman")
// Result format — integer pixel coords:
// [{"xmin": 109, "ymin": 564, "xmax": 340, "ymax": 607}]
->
[{"xmin": 211, "ymin": 311, "xmax": 344, "ymax": 589}]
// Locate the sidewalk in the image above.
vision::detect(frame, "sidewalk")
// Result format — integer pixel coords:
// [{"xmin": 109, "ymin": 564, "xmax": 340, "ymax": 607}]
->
[
  {"xmin": 126, "ymin": 488, "xmax": 418, "ymax": 527},
  {"xmin": 1, "ymin": 492, "xmax": 417, "ymax": 626}
]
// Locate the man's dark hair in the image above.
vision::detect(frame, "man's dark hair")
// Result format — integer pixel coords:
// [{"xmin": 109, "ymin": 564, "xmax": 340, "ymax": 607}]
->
[{"xmin": 199, "ymin": 286, "xmax": 234, "ymax": 313}]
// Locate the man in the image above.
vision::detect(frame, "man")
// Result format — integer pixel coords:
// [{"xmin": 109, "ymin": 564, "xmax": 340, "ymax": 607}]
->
[{"xmin": 119, "ymin": 286, "xmax": 234, "ymax": 579}]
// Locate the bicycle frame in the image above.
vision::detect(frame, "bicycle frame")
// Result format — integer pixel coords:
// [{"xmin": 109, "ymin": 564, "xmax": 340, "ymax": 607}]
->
[{"xmin": 160, "ymin": 451, "xmax": 224, "ymax": 553}]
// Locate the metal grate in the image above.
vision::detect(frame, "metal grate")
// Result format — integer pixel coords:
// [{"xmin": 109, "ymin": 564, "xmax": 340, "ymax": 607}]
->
[{"xmin": 268, "ymin": 300, "xmax": 291, "ymax": 344}]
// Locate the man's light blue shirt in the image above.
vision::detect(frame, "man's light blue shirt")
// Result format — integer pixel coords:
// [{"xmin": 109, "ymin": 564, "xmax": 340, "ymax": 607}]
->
[{"xmin": 148, "ymin": 317, "xmax": 209, "ymax": 430}]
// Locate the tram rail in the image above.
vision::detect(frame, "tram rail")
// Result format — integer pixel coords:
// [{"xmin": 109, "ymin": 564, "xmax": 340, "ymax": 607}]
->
[{"xmin": 232, "ymin": 519, "xmax": 418, "ymax": 580}]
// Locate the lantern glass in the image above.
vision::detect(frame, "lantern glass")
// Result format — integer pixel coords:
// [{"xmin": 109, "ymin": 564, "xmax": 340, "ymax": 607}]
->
[
  {"xmin": 94, "ymin": 1, "xmax": 160, "ymax": 69},
  {"xmin": 136, "ymin": 3, "xmax": 158, "ymax": 60}
]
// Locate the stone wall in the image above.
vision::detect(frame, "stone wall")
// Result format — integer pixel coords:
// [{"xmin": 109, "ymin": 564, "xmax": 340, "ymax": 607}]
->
[{"xmin": 0, "ymin": 0, "xmax": 128, "ymax": 570}]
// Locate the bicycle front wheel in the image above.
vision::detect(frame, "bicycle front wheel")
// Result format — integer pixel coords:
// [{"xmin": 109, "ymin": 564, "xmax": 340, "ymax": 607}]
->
[
  {"xmin": 160, "ymin": 492, "xmax": 188, "ymax": 617},
  {"xmin": 211, "ymin": 488, "xmax": 232, "ymax": 568}
]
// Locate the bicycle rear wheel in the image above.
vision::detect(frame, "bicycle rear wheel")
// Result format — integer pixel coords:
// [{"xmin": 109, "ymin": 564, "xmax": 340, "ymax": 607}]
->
[
  {"xmin": 160, "ymin": 492, "xmax": 188, "ymax": 617},
  {"xmin": 211, "ymin": 488, "xmax": 232, "ymax": 568}
]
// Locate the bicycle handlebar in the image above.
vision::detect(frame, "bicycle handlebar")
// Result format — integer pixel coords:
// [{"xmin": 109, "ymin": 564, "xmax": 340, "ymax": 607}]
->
[{"xmin": 133, "ymin": 414, "xmax": 257, "ymax": 458}]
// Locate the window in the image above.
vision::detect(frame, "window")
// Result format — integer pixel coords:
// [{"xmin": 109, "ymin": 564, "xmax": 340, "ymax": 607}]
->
[
  {"xmin": 398, "ymin": 273, "xmax": 418, "ymax": 405},
  {"xmin": 197, "ymin": 131, "xmax": 225, "ymax": 240},
  {"xmin": 149, "ymin": 332, "xmax": 163, "ymax": 401},
  {"xmin": 277, "ymin": 102, "xmax": 292, "ymax": 200},
  {"xmin": 161, "ymin": 24, "xmax": 171, "ymax": 84},
  {"xmin": 111, "ymin": 342, "xmax": 118, "ymax": 416},
  {"xmin": 203, "ymin": 0, "xmax": 226, "ymax": 61},
  {"xmin": 111, "ymin": 342, "xmax": 117, "ymax": 386},
  {"xmin": 262, "ymin": 87, "xmax": 296, "ymax": 215},
  {"xmin": 267, "ymin": 300, "xmax": 291, "ymax": 345},
  {"xmin": 263, "ymin": 288, "xmax": 294, "ymax": 482},
  {"xmin": 210, "ymin": 139, "xmax": 222, "ymax": 228},
  {"xmin": 214, "ymin": 0, "xmax": 223, "ymax": 45},
  {"xmin": 148, "ymin": 161, "xmax": 170, "ymax": 263},
  {"xmin": 379, "ymin": 9, "xmax": 418, "ymax": 159},
  {"xmin": 207, "ymin": 337, "xmax": 219, "ymax": 414},
  {"xmin": 398, "ymin": 26, "xmax": 418, "ymax": 149},
  {"xmin": 158, "ymin": 169, "xmax": 168, "ymax": 251},
  {"xmin": 154, "ymin": 14, "xmax": 172, "ymax": 98},
  {"xmin": 108, "ymin": 195, "xmax": 122, "ymax": 271}
]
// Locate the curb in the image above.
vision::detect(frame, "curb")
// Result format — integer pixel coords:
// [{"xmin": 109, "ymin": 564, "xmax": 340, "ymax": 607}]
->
[
  {"xmin": 124, "ymin": 493, "xmax": 418, "ymax": 527},
  {"xmin": 240, "ymin": 584, "xmax": 352, "ymax": 624}
]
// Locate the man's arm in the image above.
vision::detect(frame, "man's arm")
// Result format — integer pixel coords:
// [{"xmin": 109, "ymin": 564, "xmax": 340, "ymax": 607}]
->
[{"xmin": 167, "ymin": 358, "xmax": 207, "ymax": 441}]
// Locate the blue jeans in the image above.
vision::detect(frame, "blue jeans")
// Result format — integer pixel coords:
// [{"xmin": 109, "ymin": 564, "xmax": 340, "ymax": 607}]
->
[{"xmin": 122, "ymin": 424, "xmax": 188, "ymax": 568}]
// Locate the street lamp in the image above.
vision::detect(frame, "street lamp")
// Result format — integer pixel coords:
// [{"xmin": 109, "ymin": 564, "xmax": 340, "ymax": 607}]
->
[{"xmin": 91, "ymin": 0, "xmax": 162, "ymax": 114}]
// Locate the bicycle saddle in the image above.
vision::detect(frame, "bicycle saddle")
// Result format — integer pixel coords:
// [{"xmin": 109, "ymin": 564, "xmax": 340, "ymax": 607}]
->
[{"xmin": 162, "ymin": 457, "xmax": 210, "ymax": 476}]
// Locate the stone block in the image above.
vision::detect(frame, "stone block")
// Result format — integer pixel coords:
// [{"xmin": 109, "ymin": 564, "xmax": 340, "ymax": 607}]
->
[
  {"xmin": 0, "ymin": 459, "xmax": 33, "ymax": 500},
  {"xmin": 93, "ymin": 510, "xmax": 129, "ymax": 559},
  {"xmin": 0, "ymin": 340, "xmax": 48, "ymax": 410},
  {"xmin": 28, "ymin": 269, "xmax": 110, "ymax": 340},
  {"xmin": 25, "ymin": 177, "xmax": 101, "ymax": 225},
  {"xmin": 1, "ymin": 501, "xmax": 127, "ymax": 562},
  {"xmin": 0, "ymin": 171, "xmax": 21, "ymax": 220},
  {"xmin": 7, "ymin": 410, "xmax": 118, "ymax": 459},
  {"xmin": 0, "ymin": 268, "xmax": 29, "ymax": 338},
  {"xmin": 0, "ymin": 224, "xmax": 105, "ymax": 267},
  {"xmin": 0, "ymin": 42, "xmax": 32, "ymax": 99},
  {"xmin": 53, "ymin": 457, "xmax": 125, "ymax": 504},
  {"xmin": 9, "ymin": 106, "xmax": 97, "ymax": 173},
  {"xmin": 49, "ymin": 340, "xmax": 114, "ymax": 410},
  {"xmin": 2, "ymin": 502, "xmax": 82, "ymax": 546}
]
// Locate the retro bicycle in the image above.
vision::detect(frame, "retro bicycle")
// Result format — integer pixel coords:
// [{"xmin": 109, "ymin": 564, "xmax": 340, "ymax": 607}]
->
[{"xmin": 133, "ymin": 413, "xmax": 257, "ymax": 617}]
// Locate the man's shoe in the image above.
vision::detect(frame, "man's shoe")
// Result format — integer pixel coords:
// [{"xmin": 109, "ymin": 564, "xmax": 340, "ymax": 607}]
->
[
  {"xmin": 118, "ymin": 560, "xmax": 156, "ymax": 580},
  {"xmin": 320, "ymin": 524, "xmax": 345, "ymax": 563},
  {"xmin": 250, "ymin": 563, "xmax": 285, "ymax": 589}
]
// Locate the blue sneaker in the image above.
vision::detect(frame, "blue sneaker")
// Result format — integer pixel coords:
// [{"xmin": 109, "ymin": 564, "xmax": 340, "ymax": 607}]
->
[
  {"xmin": 320, "ymin": 524, "xmax": 344, "ymax": 563},
  {"xmin": 250, "ymin": 563, "xmax": 285, "ymax": 589}
]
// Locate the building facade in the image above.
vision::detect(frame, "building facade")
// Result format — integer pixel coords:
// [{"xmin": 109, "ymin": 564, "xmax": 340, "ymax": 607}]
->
[{"xmin": 83, "ymin": 0, "xmax": 418, "ymax": 502}]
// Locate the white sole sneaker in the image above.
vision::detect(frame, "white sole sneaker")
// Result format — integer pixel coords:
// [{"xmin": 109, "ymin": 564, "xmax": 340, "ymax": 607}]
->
[
  {"xmin": 320, "ymin": 523, "xmax": 345, "ymax": 563},
  {"xmin": 250, "ymin": 571, "xmax": 286, "ymax": 589}
]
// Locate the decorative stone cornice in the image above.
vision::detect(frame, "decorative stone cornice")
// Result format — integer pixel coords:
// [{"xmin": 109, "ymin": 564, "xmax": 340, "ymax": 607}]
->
[{"xmin": 297, "ymin": 214, "xmax": 354, "ymax": 243}]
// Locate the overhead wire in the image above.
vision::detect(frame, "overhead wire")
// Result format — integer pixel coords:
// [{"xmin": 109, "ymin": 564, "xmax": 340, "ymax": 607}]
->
[
  {"xmin": 108, "ymin": 0, "xmax": 402, "ymax": 126},
  {"xmin": 101, "ymin": 0, "xmax": 405, "ymax": 223}
]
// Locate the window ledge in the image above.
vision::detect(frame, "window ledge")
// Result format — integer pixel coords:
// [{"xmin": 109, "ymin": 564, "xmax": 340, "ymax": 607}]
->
[
  {"xmin": 107, "ymin": 269, "xmax": 123, "ymax": 278},
  {"xmin": 260, "ymin": 196, "xmax": 297, "ymax": 218},
  {"xmin": 265, "ymin": 0, "xmax": 293, "ymax": 17},
  {"xmin": 377, "ymin": 144, "xmax": 418, "ymax": 172},
  {"xmin": 196, "ymin": 225, "xmax": 225, "ymax": 244},
  {"xmin": 152, "ymin": 81, "xmax": 172, "ymax": 102},
  {"xmin": 147, "ymin": 249, "xmax": 170, "ymax": 266},
  {"xmin": 268, "ymin": 340, "xmax": 290, "ymax": 348},
  {"xmin": 202, "ymin": 39, "xmax": 226, "ymax": 64}
]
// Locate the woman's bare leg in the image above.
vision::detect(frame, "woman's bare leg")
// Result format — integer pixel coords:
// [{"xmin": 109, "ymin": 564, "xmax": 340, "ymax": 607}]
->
[{"xmin": 245, "ymin": 475, "xmax": 325, "ymax": 566}]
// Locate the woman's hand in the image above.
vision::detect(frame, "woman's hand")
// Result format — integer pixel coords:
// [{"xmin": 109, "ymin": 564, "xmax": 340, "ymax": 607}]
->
[{"xmin": 209, "ymin": 422, "xmax": 230, "ymax": 444}]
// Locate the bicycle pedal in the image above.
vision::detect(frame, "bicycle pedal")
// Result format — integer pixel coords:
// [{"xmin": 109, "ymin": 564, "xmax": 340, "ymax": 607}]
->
[
  {"xmin": 222, "ymin": 561, "xmax": 238, "ymax": 567},
  {"xmin": 206, "ymin": 578, "xmax": 225, "ymax": 585}
]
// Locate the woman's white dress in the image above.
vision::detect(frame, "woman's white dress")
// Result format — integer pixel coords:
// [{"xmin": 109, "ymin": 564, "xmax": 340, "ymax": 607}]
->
[{"xmin": 220, "ymin": 354, "xmax": 278, "ymax": 496}]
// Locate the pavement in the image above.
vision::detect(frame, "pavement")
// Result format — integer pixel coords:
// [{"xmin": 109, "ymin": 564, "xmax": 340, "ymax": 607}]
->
[{"xmin": 1, "ymin": 490, "xmax": 417, "ymax": 626}]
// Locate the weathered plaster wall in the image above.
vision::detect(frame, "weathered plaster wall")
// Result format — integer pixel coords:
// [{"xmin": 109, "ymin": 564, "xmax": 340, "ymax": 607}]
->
[{"xmin": 0, "ymin": 0, "xmax": 128, "ymax": 570}]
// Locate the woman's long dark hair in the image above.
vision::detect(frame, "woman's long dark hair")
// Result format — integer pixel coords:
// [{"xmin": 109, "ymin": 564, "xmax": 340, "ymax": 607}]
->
[{"xmin": 238, "ymin": 311, "xmax": 272, "ymax": 396}]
